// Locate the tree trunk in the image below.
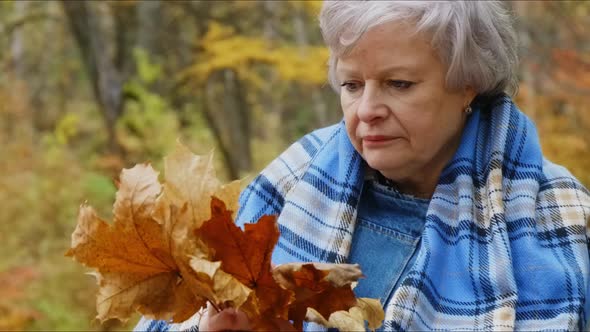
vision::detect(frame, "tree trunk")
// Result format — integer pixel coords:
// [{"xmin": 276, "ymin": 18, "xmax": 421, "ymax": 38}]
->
[
  {"xmin": 292, "ymin": 4, "xmax": 329, "ymax": 127},
  {"xmin": 511, "ymin": 1, "xmax": 537, "ymax": 119},
  {"xmin": 222, "ymin": 69, "xmax": 252, "ymax": 174},
  {"xmin": 61, "ymin": 1, "xmax": 124, "ymax": 154},
  {"xmin": 10, "ymin": 0, "xmax": 27, "ymax": 78},
  {"xmin": 137, "ymin": 0, "xmax": 162, "ymax": 58},
  {"xmin": 112, "ymin": 2, "xmax": 138, "ymax": 80},
  {"xmin": 202, "ymin": 70, "xmax": 252, "ymax": 180},
  {"xmin": 258, "ymin": 0, "xmax": 283, "ymax": 141}
]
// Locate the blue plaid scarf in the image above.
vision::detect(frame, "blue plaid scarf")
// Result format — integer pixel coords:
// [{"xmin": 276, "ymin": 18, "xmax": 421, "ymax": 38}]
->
[{"xmin": 135, "ymin": 95, "xmax": 590, "ymax": 331}]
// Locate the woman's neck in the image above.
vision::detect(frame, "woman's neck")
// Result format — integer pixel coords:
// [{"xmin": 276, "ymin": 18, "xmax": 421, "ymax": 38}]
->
[
  {"xmin": 395, "ymin": 179, "xmax": 437, "ymax": 199},
  {"xmin": 376, "ymin": 171, "xmax": 436, "ymax": 199}
]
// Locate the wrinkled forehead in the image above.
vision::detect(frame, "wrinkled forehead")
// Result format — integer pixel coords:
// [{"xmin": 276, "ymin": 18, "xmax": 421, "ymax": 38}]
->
[
  {"xmin": 335, "ymin": 22, "xmax": 440, "ymax": 79},
  {"xmin": 339, "ymin": 22, "xmax": 426, "ymax": 57},
  {"xmin": 344, "ymin": 21, "xmax": 430, "ymax": 55}
]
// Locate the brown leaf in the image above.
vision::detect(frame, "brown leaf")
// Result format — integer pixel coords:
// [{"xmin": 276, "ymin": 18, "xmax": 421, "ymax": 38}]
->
[
  {"xmin": 188, "ymin": 256, "xmax": 252, "ymax": 309},
  {"xmin": 306, "ymin": 298, "xmax": 384, "ymax": 331},
  {"xmin": 195, "ymin": 197, "xmax": 295, "ymax": 322},
  {"xmin": 66, "ymin": 145, "xmax": 385, "ymax": 330},
  {"xmin": 66, "ymin": 164, "xmax": 207, "ymax": 323},
  {"xmin": 272, "ymin": 263, "xmax": 362, "ymax": 330},
  {"xmin": 273, "ymin": 262, "xmax": 364, "ymax": 289},
  {"xmin": 152, "ymin": 144, "xmax": 241, "ymax": 271},
  {"xmin": 157, "ymin": 142, "xmax": 241, "ymax": 231}
]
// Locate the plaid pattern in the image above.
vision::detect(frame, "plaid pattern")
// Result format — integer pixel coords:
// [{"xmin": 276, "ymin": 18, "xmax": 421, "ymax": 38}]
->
[{"xmin": 134, "ymin": 95, "xmax": 590, "ymax": 331}]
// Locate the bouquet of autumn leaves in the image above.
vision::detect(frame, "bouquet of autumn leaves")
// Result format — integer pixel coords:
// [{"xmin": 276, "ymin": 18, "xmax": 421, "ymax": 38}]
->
[{"xmin": 66, "ymin": 143, "xmax": 384, "ymax": 331}]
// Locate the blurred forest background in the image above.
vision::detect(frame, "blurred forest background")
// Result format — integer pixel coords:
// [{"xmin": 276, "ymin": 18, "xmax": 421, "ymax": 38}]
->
[{"xmin": 0, "ymin": 1, "xmax": 588, "ymax": 330}]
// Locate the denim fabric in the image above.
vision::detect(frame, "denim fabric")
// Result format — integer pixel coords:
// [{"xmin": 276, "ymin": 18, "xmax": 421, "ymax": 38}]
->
[{"xmin": 348, "ymin": 180, "xmax": 429, "ymax": 308}]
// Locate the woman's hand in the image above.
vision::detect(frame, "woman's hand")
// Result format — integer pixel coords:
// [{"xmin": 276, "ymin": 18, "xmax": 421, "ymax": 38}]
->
[
  {"xmin": 198, "ymin": 302, "xmax": 296, "ymax": 331},
  {"xmin": 199, "ymin": 302, "xmax": 251, "ymax": 331},
  {"xmin": 200, "ymin": 265, "xmax": 297, "ymax": 331}
]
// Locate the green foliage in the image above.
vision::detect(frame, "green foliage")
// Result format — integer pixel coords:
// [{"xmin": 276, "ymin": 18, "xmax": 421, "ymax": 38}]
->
[
  {"xmin": 28, "ymin": 258, "xmax": 140, "ymax": 331},
  {"xmin": 82, "ymin": 172, "xmax": 117, "ymax": 208},
  {"xmin": 134, "ymin": 48, "xmax": 162, "ymax": 85},
  {"xmin": 54, "ymin": 112, "xmax": 80, "ymax": 145},
  {"xmin": 0, "ymin": 82, "xmax": 131, "ymax": 330},
  {"xmin": 118, "ymin": 48, "xmax": 180, "ymax": 166}
]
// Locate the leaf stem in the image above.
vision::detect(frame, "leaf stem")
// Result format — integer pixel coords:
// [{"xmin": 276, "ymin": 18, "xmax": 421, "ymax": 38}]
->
[{"xmin": 209, "ymin": 301, "xmax": 221, "ymax": 313}]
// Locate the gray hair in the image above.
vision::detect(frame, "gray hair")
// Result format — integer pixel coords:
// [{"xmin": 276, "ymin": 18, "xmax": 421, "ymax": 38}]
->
[{"xmin": 319, "ymin": 1, "xmax": 519, "ymax": 97}]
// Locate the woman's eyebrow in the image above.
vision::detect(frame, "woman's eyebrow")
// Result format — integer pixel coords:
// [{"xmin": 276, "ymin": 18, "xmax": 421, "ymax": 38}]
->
[
  {"xmin": 337, "ymin": 64, "xmax": 420, "ymax": 78},
  {"xmin": 379, "ymin": 64, "xmax": 420, "ymax": 76},
  {"xmin": 335, "ymin": 66, "xmax": 359, "ymax": 77}
]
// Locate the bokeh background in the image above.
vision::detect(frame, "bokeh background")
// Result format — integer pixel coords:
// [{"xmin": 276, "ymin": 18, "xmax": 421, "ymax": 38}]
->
[{"xmin": 0, "ymin": 1, "xmax": 588, "ymax": 330}]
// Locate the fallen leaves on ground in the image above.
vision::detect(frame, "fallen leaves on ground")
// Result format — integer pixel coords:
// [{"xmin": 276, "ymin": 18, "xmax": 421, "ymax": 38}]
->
[{"xmin": 66, "ymin": 142, "xmax": 384, "ymax": 330}]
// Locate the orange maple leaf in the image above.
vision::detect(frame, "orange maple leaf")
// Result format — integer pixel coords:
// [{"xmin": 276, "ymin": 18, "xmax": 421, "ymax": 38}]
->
[
  {"xmin": 195, "ymin": 197, "xmax": 295, "ymax": 324},
  {"xmin": 66, "ymin": 144, "xmax": 384, "ymax": 330},
  {"xmin": 65, "ymin": 164, "xmax": 206, "ymax": 323},
  {"xmin": 273, "ymin": 263, "xmax": 361, "ymax": 330}
]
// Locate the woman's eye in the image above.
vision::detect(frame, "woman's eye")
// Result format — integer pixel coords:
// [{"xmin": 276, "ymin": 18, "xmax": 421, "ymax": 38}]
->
[
  {"xmin": 386, "ymin": 80, "xmax": 414, "ymax": 90},
  {"xmin": 340, "ymin": 81, "xmax": 361, "ymax": 92}
]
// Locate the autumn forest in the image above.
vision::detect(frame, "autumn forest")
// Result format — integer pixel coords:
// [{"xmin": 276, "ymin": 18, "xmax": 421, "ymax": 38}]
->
[{"xmin": 0, "ymin": 1, "xmax": 589, "ymax": 330}]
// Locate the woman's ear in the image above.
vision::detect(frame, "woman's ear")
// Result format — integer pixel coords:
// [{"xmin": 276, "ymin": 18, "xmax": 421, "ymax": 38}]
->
[{"xmin": 464, "ymin": 86, "xmax": 477, "ymax": 106}]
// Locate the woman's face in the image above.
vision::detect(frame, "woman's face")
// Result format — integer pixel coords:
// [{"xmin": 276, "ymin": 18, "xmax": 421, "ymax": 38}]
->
[{"xmin": 336, "ymin": 22, "xmax": 475, "ymax": 195}]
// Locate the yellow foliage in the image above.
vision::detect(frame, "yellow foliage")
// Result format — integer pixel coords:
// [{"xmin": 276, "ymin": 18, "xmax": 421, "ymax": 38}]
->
[
  {"xmin": 55, "ymin": 113, "xmax": 80, "ymax": 145},
  {"xmin": 541, "ymin": 133, "xmax": 590, "ymax": 186},
  {"xmin": 288, "ymin": 0, "xmax": 324, "ymax": 16},
  {"xmin": 517, "ymin": 88, "xmax": 590, "ymax": 187},
  {"xmin": 180, "ymin": 22, "xmax": 329, "ymax": 88}
]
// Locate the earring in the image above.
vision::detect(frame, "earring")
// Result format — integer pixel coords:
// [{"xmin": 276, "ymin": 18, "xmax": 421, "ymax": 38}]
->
[{"xmin": 464, "ymin": 106, "xmax": 472, "ymax": 114}]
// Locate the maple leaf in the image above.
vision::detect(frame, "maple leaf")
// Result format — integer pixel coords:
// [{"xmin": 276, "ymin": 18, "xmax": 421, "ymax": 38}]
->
[
  {"xmin": 66, "ymin": 143, "xmax": 385, "ymax": 330},
  {"xmin": 66, "ymin": 164, "xmax": 207, "ymax": 322},
  {"xmin": 151, "ymin": 144, "xmax": 248, "ymax": 310},
  {"xmin": 155, "ymin": 142, "xmax": 241, "ymax": 233},
  {"xmin": 195, "ymin": 197, "xmax": 295, "ymax": 325},
  {"xmin": 306, "ymin": 298, "xmax": 385, "ymax": 331},
  {"xmin": 64, "ymin": 144, "xmax": 252, "ymax": 323},
  {"xmin": 188, "ymin": 256, "xmax": 252, "ymax": 310},
  {"xmin": 151, "ymin": 144, "xmax": 244, "ymax": 304},
  {"xmin": 272, "ymin": 263, "xmax": 370, "ymax": 330}
]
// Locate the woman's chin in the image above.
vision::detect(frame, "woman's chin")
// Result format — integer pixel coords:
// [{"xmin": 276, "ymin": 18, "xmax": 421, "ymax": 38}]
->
[{"xmin": 364, "ymin": 157, "xmax": 406, "ymax": 177}]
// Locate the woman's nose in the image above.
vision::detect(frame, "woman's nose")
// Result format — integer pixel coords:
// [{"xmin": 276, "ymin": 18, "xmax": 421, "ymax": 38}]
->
[{"xmin": 357, "ymin": 84, "xmax": 389, "ymax": 123}]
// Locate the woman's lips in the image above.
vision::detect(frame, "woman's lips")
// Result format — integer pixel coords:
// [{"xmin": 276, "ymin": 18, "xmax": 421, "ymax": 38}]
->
[{"xmin": 361, "ymin": 135, "xmax": 400, "ymax": 147}]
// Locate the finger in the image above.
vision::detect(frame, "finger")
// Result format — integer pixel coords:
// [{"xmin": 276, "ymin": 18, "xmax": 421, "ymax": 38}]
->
[
  {"xmin": 206, "ymin": 302, "xmax": 214, "ymax": 318},
  {"xmin": 198, "ymin": 303, "xmax": 213, "ymax": 330},
  {"xmin": 207, "ymin": 308, "xmax": 251, "ymax": 331}
]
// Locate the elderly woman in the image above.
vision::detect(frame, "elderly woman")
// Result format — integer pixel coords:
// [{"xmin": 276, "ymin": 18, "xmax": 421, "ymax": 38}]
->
[{"xmin": 137, "ymin": 1, "xmax": 590, "ymax": 331}]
